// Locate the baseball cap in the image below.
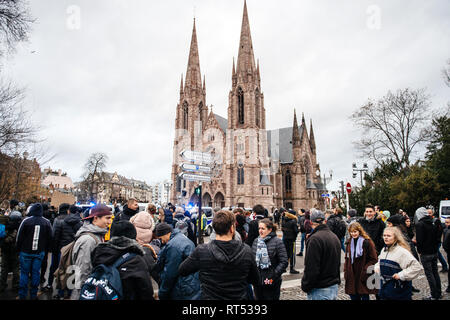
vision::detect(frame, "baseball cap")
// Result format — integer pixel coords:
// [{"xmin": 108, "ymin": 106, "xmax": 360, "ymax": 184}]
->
[{"xmin": 82, "ymin": 204, "xmax": 112, "ymax": 220}]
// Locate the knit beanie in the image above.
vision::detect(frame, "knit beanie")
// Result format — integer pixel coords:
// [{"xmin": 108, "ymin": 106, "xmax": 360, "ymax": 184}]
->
[
  {"xmin": 155, "ymin": 222, "xmax": 173, "ymax": 237},
  {"xmin": 110, "ymin": 220, "xmax": 137, "ymax": 240}
]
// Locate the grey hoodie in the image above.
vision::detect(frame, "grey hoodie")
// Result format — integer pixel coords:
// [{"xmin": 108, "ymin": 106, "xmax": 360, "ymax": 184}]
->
[
  {"xmin": 414, "ymin": 207, "xmax": 428, "ymax": 225},
  {"xmin": 70, "ymin": 221, "xmax": 107, "ymax": 300}
]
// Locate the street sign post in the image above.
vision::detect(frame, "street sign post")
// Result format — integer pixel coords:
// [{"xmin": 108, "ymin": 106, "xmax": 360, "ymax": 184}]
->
[
  {"xmin": 345, "ymin": 182, "xmax": 351, "ymax": 213},
  {"xmin": 179, "ymin": 173, "xmax": 212, "ymax": 183},
  {"xmin": 180, "ymin": 150, "xmax": 213, "ymax": 164},
  {"xmin": 346, "ymin": 182, "xmax": 352, "ymax": 194},
  {"xmin": 181, "ymin": 163, "xmax": 212, "ymax": 174}
]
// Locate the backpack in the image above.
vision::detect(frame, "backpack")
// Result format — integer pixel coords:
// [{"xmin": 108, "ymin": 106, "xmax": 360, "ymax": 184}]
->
[
  {"xmin": 54, "ymin": 232, "xmax": 99, "ymax": 291},
  {"xmin": 334, "ymin": 217, "xmax": 347, "ymax": 239},
  {"xmin": 79, "ymin": 252, "xmax": 137, "ymax": 300}
]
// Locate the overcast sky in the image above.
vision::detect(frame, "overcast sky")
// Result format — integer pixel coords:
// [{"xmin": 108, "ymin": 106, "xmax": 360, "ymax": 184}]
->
[{"xmin": 2, "ymin": 0, "xmax": 449, "ymax": 191}]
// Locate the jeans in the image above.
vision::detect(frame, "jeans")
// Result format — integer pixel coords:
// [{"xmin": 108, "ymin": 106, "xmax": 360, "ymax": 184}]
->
[
  {"xmin": 349, "ymin": 294, "xmax": 369, "ymax": 300},
  {"xmin": 420, "ymin": 253, "xmax": 442, "ymax": 299},
  {"xmin": 19, "ymin": 251, "xmax": 45, "ymax": 299},
  {"xmin": 340, "ymin": 237, "xmax": 346, "ymax": 253},
  {"xmin": 47, "ymin": 252, "xmax": 61, "ymax": 287},
  {"xmin": 438, "ymin": 244, "xmax": 448, "ymax": 270},
  {"xmin": 307, "ymin": 284, "xmax": 339, "ymax": 300},
  {"xmin": 300, "ymin": 233, "xmax": 306, "ymax": 253}
]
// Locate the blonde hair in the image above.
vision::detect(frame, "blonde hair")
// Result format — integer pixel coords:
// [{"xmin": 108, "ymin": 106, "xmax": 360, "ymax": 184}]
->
[
  {"xmin": 347, "ymin": 222, "xmax": 375, "ymax": 247},
  {"xmin": 384, "ymin": 226, "xmax": 411, "ymax": 253}
]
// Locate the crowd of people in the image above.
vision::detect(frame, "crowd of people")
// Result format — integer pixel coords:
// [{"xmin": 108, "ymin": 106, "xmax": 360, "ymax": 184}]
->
[{"xmin": 0, "ymin": 198, "xmax": 449, "ymax": 301}]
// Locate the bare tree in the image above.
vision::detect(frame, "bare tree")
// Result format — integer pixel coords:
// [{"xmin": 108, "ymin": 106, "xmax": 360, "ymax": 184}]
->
[
  {"xmin": 81, "ymin": 152, "xmax": 108, "ymax": 202},
  {"xmin": 351, "ymin": 88, "xmax": 432, "ymax": 169},
  {"xmin": 0, "ymin": 0, "xmax": 34, "ymax": 57}
]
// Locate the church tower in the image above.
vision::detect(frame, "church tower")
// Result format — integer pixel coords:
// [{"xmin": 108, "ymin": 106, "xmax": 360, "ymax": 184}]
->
[
  {"xmin": 225, "ymin": 0, "xmax": 273, "ymax": 209},
  {"xmin": 171, "ymin": 19, "xmax": 207, "ymax": 202}
]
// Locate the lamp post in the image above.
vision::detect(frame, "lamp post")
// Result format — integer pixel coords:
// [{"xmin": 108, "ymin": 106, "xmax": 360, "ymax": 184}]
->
[
  {"xmin": 322, "ymin": 170, "xmax": 333, "ymax": 210},
  {"xmin": 352, "ymin": 163, "xmax": 369, "ymax": 187}
]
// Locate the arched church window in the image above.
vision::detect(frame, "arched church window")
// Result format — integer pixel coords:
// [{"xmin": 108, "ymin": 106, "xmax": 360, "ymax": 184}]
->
[
  {"xmin": 285, "ymin": 169, "xmax": 292, "ymax": 192},
  {"xmin": 183, "ymin": 102, "xmax": 189, "ymax": 130},
  {"xmin": 238, "ymin": 87, "xmax": 244, "ymax": 125},
  {"xmin": 198, "ymin": 102, "xmax": 203, "ymax": 130}
]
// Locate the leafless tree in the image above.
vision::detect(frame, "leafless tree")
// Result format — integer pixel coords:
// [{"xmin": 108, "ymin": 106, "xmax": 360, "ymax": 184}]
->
[
  {"xmin": 0, "ymin": 0, "xmax": 34, "ymax": 57},
  {"xmin": 351, "ymin": 88, "xmax": 432, "ymax": 169},
  {"xmin": 81, "ymin": 152, "xmax": 108, "ymax": 202}
]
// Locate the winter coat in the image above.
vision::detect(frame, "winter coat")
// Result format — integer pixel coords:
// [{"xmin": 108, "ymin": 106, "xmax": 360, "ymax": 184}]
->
[
  {"xmin": 52, "ymin": 213, "xmax": 68, "ymax": 251},
  {"xmin": 91, "ymin": 236, "xmax": 154, "ymax": 300},
  {"xmin": 301, "ymin": 224, "xmax": 341, "ymax": 293},
  {"xmin": 344, "ymin": 238, "xmax": 378, "ymax": 295},
  {"xmin": 357, "ymin": 217, "xmax": 385, "ymax": 253},
  {"xmin": 251, "ymin": 231, "xmax": 289, "ymax": 284},
  {"xmin": 374, "ymin": 244, "xmax": 423, "ymax": 300},
  {"xmin": 70, "ymin": 221, "xmax": 107, "ymax": 299},
  {"xmin": 178, "ymin": 239, "xmax": 259, "ymax": 300},
  {"xmin": 415, "ymin": 215, "xmax": 441, "ymax": 255},
  {"xmin": 114, "ymin": 205, "xmax": 139, "ymax": 223},
  {"xmin": 16, "ymin": 207, "xmax": 52, "ymax": 254},
  {"xmin": 156, "ymin": 229, "xmax": 201, "ymax": 300},
  {"xmin": 0, "ymin": 213, "xmax": 22, "ymax": 252},
  {"xmin": 53, "ymin": 213, "xmax": 82, "ymax": 253},
  {"xmin": 327, "ymin": 214, "xmax": 347, "ymax": 239},
  {"xmin": 281, "ymin": 213, "xmax": 299, "ymax": 241},
  {"xmin": 443, "ymin": 227, "xmax": 450, "ymax": 254},
  {"xmin": 130, "ymin": 211, "xmax": 154, "ymax": 245}
]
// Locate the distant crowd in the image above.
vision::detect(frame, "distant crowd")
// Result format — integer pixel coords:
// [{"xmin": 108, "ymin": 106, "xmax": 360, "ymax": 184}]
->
[{"xmin": 0, "ymin": 198, "xmax": 449, "ymax": 301}]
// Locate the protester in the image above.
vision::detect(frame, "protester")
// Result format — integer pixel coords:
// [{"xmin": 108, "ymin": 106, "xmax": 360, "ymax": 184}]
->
[
  {"xmin": 235, "ymin": 213, "xmax": 248, "ymax": 243},
  {"xmin": 70, "ymin": 204, "xmax": 112, "ymax": 300},
  {"xmin": 296, "ymin": 209, "xmax": 306, "ymax": 257},
  {"xmin": 88, "ymin": 220, "xmax": 154, "ymax": 300},
  {"xmin": 374, "ymin": 227, "xmax": 423, "ymax": 300},
  {"xmin": 245, "ymin": 204, "xmax": 266, "ymax": 247},
  {"xmin": 358, "ymin": 204, "xmax": 385, "ymax": 254},
  {"xmin": 113, "ymin": 198, "xmax": 140, "ymax": 223},
  {"xmin": 415, "ymin": 206, "xmax": 443, "ymax": 300},
  {"xmin": 130, "ymin": 210, "xmax": 154, "ymax": 245},
  {"xmin": 251, "ymin": 218, "xmax": 288, "ymax": 300},
  {"xmin": 51, "ymin": 205, "xmax": 83, "ymax": 299},
  {"xmin": 178, "ymin": 210, "xmax": 259, "ymax": 300},
  {"xmin": 16, "ymin": 203, "xmax": 53, "ymax": 300},
  {"xmin": 0, "ymin": 209, "xmax": 22, "ymax": 293},
  {"xmin": 327, "ymin": 207, "xmax": 347, "ymax": 253},
  {"xmin": 154, "ymin": 222, "xmax": 200, "ymax": 300},
  {"xmin": 281, "ymin": 208, "xmax": 299, "ymax": 274},
  {"xmin": 343, "ymin": 222, "xmax": 378, "ymax": 300},
  {"xmin": 301, "ymin": 210, "xmax": 341, "ymax": 300},
  {"xmin": 443, "ymin": 216, "xmax": 450, "ymax": 293},
  {"xmin": 146, "ymin": 203, "xmax": 159, "ymax": 225}
]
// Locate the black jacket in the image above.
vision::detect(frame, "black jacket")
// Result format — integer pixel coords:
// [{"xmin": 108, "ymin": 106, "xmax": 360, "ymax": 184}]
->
[
  {"xmin": 114, "ymin": 205, "xmax": 139, "ymax": 223},
  {"xmin": 443, "ymin": 227, "xmax": 450, "ymax": 254},
  {"xmin": 415, "ymin": 216, "xmax": 441, "ymax": 255},
  {"xmin": 51, "ymin": 213, "xmax": 68, "ymax": 252},
  {"xmin": 91, "ymin": 236, "xmax": 154, "ymax": 300},
  {"xmin": 357, "ymin": 217, "xmax": 385, "ymax": 253},
  {"xmin": 53, "ymin": 213, "xmax": 82, "ymax": 252},
  {"xmin": 178, "ymin": 239, "xmax": 260, "ymax": 300},
  {"xmin": 281, "ymin": 213, "xmax": 299, "ymax": 241},
  {"xmin": 251, "ymin": 232, "xmax": 288, "ymax": 281},
  {"xmin": 327, "ymin": 214, "xmax": 346, "ymax": 239},
  {"xmin": 301, "ymin": 224, "xmax": 341, "ymax": 293},
  {"xmin": 16, "ymin": 208, "xmax": 52, "ymax": 254}
]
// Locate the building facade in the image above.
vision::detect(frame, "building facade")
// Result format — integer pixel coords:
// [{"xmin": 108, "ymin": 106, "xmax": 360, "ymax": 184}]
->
[{"xmin": 170, "ymin": 1, "xmax": 326, "ymax": 212}]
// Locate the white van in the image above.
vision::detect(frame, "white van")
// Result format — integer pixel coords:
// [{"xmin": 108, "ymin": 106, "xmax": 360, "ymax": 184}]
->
[{"xmin": 439, "ymin": 200, "xmax": 450, "ymax": 224}]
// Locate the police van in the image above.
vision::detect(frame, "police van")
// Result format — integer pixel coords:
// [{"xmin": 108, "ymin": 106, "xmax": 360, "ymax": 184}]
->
[{"xmin": 439, "ymin": 200, "xmax": 450, "ymax": 224}]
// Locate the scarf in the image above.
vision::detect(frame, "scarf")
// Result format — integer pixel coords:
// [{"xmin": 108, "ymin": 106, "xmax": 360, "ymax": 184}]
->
[
  {"xmin": 255, "ymin": 235, "xmax": 272, "ymax": 269},
  {"xmin": 350, "ymin": 236, "xmax": 365, "ymax": 264}
]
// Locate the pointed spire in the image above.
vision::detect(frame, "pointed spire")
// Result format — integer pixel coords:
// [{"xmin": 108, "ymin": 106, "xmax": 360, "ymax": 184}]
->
[
  {"xmin": 180, "ymin": 73, "xmax": 184, "ymax": 93},
  {"xmin": 257, "ymin": 58, "xmax": 260, "ymax": 78},
  {"xmin": 310, "ymin": 119, "xmax": 316, "ymax": 152},
  {"xmin": 203, "ymin": 75, "xmax": 206, "ymax": 91},
  {"xmin": 185, "ymin": 18, "xmax": 202, "ymax": 92},
  {"xmin": 292, "ymin": 109, "xmax": 301, "ymax": 147},
  {"xmin": 236, "ymin": 0, "xmax": 257, "ymax": 77},
  {"xmin": 232, "ymin": 57, "xmax": 236, "ymax": 76}
]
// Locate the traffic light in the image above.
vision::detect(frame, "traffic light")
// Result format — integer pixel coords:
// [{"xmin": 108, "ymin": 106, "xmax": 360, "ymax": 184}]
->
[
  {"xmin": 352, "ymin": 173, "xmax": 357, "ymax": 179},
  {"xmin": 195, "ymin": 186, "xmax": 202, "ymax": 196}
]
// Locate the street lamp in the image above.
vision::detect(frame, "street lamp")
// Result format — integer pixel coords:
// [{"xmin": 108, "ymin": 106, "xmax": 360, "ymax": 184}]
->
[{"xmin": 352, "ymin": 162, "xmax": 369, "ymax": 187}]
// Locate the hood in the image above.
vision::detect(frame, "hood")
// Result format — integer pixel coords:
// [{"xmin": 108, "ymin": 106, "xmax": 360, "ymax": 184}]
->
[
  {"xmin": 285, "ymin": 213, "xmax": 297, "ymax": 220},
  {"xmin": 64, "ymin": 213, "xmax": 81, "ymax": 226},
  {"xmin": 9, "ymin": 211, "xmax": 22, "ymax": 222},
  {"xmin": 383, "ymin": 211, "xmax": 391, "ymax": 219},
  {"xmin": 122, "ymin": 204, "xmax": 139, "ymax": 217},
  {"xmin": 75, "ymin": 220, "xmax": 108, "ymax": 237},
  {"xmin": 92, "ymin": 236, "xmax": 144, "ymax": 266},
  {"xmin": 130, "ymin": 211, "xmax": 152, "ymax": 230},
  {"xmin": 28, "ymin": 203, "xmax": 43, "ymax": 217},
  {"xmin": 210, "ymin": 239, "xmax": 246, "ymax": 264},
  {"xmin": 414, "ymin": 207, "xmax": 428, "ymax": 224}
]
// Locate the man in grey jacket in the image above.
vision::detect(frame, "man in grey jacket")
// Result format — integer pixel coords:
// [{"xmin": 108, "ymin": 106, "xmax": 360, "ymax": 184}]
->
[{"xmin": 70, "ymin": 204, "xmax": 112, "ymax": 300}]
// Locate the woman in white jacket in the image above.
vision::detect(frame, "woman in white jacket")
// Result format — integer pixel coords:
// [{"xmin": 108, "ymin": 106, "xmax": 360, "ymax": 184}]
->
[{"xmin": 374, "ymin": 226, "xmax": 423, "ymax": 300}]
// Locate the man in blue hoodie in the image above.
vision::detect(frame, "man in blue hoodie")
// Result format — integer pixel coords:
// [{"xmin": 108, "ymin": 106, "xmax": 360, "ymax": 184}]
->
[{"xmin": 16, "ymin": 203, "xmax": 53, "ymax": 300}]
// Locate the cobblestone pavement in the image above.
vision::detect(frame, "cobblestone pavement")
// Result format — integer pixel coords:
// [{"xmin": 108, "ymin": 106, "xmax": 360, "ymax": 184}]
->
[{"xmin": 281, "ymin": 267, "xmax": 450, "ymax": 300}]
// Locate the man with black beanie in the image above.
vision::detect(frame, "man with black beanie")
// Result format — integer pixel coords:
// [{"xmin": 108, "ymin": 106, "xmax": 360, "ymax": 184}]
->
[{"xmin": 88, "ymin": 220, "xmax": 154, "ymax": 300}]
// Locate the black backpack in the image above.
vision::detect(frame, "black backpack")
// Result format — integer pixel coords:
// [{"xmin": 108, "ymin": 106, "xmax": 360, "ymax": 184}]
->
[
  {"xmin": 79, "ymin": 252, "xmax": 137, "ymax": 300},
  {"xmin": 331, "ymin": 216, "xmax": 347, "ymax": 239}
]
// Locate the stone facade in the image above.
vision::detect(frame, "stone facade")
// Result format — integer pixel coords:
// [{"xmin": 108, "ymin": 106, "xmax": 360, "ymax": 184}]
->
[{"xmin": 170, "ymin": 1, "xmax": 326, "ymax": 212}]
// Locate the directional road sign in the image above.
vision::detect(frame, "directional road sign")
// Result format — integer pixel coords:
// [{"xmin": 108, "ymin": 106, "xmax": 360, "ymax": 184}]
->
[
  {"xmin": 179, "ymin": 173, "xmax": 212, "ymax": 183},
  {"xmin": 180, "ymin": 150, "xmax": 213, "ymax": 164},
  {"xmin": 181, "ymin": 163, "xmax": 212, "ymax": 174}
]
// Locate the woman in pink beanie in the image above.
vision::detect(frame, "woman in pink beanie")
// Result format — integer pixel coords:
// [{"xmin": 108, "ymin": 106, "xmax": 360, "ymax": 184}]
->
[{"xmin": 130, "ymin": 211, "xmax": 154, "ymax": 245}]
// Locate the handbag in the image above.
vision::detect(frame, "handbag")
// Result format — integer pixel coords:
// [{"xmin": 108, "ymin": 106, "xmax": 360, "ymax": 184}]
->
[{"xmin": 259, "ymin": 267, "xmax": 276, "ymax": 287}]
